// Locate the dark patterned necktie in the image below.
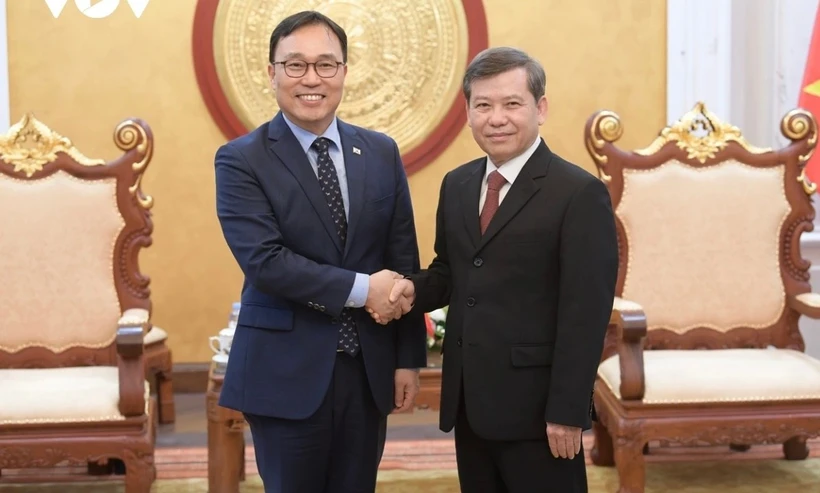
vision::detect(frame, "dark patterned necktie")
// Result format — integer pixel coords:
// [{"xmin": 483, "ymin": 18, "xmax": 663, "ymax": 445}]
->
[
  {"xmin": 311, "ymin": 137, "xmax": 359, "ymax": 356},
  {"xmin": 480, "ymin": 170, "xmax": 507, "ymax": 234}
]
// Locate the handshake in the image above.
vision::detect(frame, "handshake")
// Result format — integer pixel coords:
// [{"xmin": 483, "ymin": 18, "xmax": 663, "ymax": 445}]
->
[{"xmin": 364, "ymin": 269, "xmax": 416, "ymax": 325}]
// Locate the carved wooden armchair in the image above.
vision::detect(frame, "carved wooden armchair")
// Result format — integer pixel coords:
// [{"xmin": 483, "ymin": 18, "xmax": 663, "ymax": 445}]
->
[
  {"xmin": 584, "ymin": 102, "xmax": 820, "ymax": 493},
  {"xmin": 0, "ymin": 114, "xmax": 158, "ymax": 491}
]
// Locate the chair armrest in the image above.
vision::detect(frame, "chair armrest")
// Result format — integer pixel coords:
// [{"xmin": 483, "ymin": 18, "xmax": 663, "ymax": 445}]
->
[
  {"xmin": 789, "ymin": 293, "xmax": 820, "ymax": 319},
  {"xmin": 611, "ymin": 297, "xmax": 648, "ymax": 400},
  {"xmin": 116, "ymin": 308, "xmax": 150, "ymax": 417},
  {"xmin": 119, "ymin": 308, "xmax": 152, "ymax": 330}
]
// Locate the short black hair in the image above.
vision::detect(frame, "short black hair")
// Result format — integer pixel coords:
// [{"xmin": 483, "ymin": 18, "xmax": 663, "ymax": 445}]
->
[
  {"xmin": 462, "ymin": 47, "xmax": 546, "ymax": 103},
  {"xmin": 268, "ymin": 11, "xmax": 348, "ymax": 64}
]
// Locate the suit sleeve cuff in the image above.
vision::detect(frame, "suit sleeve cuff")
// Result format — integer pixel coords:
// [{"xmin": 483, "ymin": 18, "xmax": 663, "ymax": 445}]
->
[{"xmin": 345, "ymin": 273, "xmax": 370, "ymax": 308}]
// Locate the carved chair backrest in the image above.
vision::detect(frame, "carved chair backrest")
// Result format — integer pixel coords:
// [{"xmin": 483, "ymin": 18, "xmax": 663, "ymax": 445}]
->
[
  {"xmin": 0, "ymin": 114, "xmax": 154, "ymax": 368},
  {"xmin": 585, "ymin": 102, "xmax": 818, "ymax": 358}
]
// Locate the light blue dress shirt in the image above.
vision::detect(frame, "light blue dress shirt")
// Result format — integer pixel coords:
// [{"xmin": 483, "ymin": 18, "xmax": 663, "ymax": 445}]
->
[{"xmin": 282, "ymin": 114, "xmax": 369, "ymax": 308}]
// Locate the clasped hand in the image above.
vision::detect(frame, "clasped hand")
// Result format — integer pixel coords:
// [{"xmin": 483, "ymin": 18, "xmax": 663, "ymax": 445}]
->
[{"xmin": 364, "ymin": 270, "xmax": 415, "ymax": 324}]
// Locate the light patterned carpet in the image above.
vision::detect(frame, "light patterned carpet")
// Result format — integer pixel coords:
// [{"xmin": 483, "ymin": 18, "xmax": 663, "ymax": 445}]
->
[{"xmin": 4, "ymin": 460, "xmax": 820, "ymax": 492}]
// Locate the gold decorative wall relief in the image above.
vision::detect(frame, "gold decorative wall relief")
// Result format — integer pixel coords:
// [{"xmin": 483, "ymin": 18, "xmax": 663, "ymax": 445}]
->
[{"xmin": 193, "ymin": 0, "xmax": 489, "ymax": 174}]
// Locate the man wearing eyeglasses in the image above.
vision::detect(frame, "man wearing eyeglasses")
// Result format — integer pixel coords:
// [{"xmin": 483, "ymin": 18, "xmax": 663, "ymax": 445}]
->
[{"xmin": 214, "ymin": 10, "xmax": 427, "ymax": 493}]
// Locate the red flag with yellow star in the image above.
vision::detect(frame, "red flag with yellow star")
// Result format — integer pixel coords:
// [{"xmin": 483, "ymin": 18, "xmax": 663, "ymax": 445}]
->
[{"xmin": 800, "ymin": 5, "xmax": 820, "ymax": 183}]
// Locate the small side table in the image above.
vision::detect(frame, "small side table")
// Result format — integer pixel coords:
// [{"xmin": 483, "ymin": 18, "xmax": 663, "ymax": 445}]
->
[{"xmin": 206, "ymin": 363, "xmax": 246, "ymax": 493}]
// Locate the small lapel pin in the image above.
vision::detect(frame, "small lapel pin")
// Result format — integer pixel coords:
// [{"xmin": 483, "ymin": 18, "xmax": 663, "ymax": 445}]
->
[{"xmin": 352, "ymin": 147, "xmax": 361, "ymax": 155}]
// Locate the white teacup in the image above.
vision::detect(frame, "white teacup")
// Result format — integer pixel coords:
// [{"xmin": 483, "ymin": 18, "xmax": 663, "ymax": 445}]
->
[{"xmin": 209, "ymin": 327, "xmax": 235, "ymax": 355}]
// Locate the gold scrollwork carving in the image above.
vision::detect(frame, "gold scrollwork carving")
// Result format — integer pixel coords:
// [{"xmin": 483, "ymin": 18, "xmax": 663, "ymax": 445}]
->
[
  {"xmin": 797, "ymin": 169, "xmax": 817, "ymax": 195},
  {"xmin": 586, "ymin": 110, "xmax": 622, "ymax": 182},
  {"xmin": 781, "ymin": 108, "xmax": 818, "ymax": 195},
  {"xmin": 636, "ymin": 102, "xmax": 771, "ymax": 163},
  {"xmin": 0, "ymin": 113, "xmax": 104, "ymax": 177},
  {"xmin": 212, "ymin": 0, "xmax": 470, "ymax": 153},
  {"xmin": 781, "ymin": 107, "xmax": 818, "ymax": 148},
  {"xmin": 115, "ymin": 120, "xmax": 154, "ymax": 210}
]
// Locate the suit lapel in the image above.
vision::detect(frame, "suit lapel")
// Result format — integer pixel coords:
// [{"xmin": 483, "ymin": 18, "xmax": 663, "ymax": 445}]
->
[
  {"xmin": 267, "ymin": 113, "xmax": 343, "ymax": 254},
  {"xmin": 477, "ymin": 142, "xmax": 551, "ymax": 251},
  {"xmin": 460, "ymin": 160, "xmax": 485, "ymax": 249},
  {"xmin": 338, "ymin": 121, "xmax": 366, "ymax": 259}
]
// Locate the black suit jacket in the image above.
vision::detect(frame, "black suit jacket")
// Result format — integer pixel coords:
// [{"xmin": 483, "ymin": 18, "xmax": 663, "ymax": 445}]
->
[{"xmin": 411, "ymin": 140, "xmax": 618, "ymax": 441}]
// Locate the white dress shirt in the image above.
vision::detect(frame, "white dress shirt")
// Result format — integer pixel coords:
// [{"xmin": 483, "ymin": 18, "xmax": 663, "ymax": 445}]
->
[{"xmin": 479, "ymin": 136, "xmax": 542, "ymax": 213}]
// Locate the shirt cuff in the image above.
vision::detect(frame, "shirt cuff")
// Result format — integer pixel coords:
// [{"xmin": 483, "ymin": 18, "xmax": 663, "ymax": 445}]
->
[{"xmin": 345, "ymin": 273, "xmax": 370, "ymax": 308}]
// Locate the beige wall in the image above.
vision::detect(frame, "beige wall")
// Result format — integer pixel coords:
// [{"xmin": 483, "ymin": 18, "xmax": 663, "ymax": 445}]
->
[{"xmin": 7, "ymin": 0, "xmax": 666, "ymax": 362}]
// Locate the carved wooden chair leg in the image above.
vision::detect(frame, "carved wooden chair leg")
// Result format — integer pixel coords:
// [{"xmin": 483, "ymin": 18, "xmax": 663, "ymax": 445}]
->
[
  {"xmin": 614, "ymin": 434, "xmax": 646, "ymax": 493},
  {"xmin": 240, "ymin": 437, "xmax": 247, "ymax": 481},
  {"xmin": 87, "ymin": 459, "xmax": 113, "ymax": 475},
  {"xmin": 783, "ymin": 436, "xmax": 809, "ymax": 460},
  {"xmin": 123, "ymin": 450, "xmax": 155, "ymax": 493},
  {"xmin": 591, "ymin": 421, "xmax": 615, "ymax": 466},
  {"xmin": 157, "ymin": 370, "xmax": 176, "ymax": 424},
  {"xmin": 730, "ymin": 443, "xmax": 751, "ymax": 452}
]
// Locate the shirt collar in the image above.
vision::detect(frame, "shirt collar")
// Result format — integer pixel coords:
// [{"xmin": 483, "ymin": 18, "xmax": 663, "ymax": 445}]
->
[
  {"xmin": 485, "ymin": 135, "xmax": 542, "ymax": 185},
  {"xmin": 282, "ymin": 113, "xmax": 343, "ymax": 154}
]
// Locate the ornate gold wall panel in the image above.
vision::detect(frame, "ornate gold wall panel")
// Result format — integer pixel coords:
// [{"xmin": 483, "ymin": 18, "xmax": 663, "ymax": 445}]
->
[{"xmin": 195, "ymin": 0, "xmax": 489, "ymax": 174}]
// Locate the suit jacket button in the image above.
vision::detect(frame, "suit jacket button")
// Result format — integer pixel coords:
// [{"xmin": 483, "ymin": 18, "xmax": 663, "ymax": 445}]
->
[
  {"xmin": 457, "ymin": 338, "xmax": 463, "ymax": 346},
  {"xmin": 473, "ymin": 257, "xmax": 483, "ymax": 267},
  {"xmin": 466, "ymin": 297, "xmax": 475, "ymax": 307},
  {"xmin": 308, "ymin": 302, "xmax": 314, "ymax": 308}
]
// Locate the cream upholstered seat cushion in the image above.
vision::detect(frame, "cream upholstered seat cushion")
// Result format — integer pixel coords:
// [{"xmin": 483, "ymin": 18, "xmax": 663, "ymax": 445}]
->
[
  {"xmin": 598, "ymin": 349, "xmax": 820, "ymax": 404},
  {"xmin": 144, "ymin": 326, "xmax": 167, "ymax": 345},
  {"xmin": 0, "ymin": 366, "xmax": 149, "ymax": 425}
]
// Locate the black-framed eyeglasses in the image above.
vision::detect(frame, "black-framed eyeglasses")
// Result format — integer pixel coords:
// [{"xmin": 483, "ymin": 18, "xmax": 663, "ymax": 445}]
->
[{"xmin": 273, "ymin": 60, "xmax": 345, "ymax": 78}]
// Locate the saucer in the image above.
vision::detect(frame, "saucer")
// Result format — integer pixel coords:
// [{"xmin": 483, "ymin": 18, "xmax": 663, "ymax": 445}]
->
[{"xmin": 212, "ymin": 353, "xmax": 229, "ymax": 365}]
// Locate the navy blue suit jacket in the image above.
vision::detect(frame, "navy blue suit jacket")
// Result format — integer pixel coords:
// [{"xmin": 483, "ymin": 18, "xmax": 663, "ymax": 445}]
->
[{"xmin": 214, "ymin": 112, "xmax": 427, "ymax": 419}]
